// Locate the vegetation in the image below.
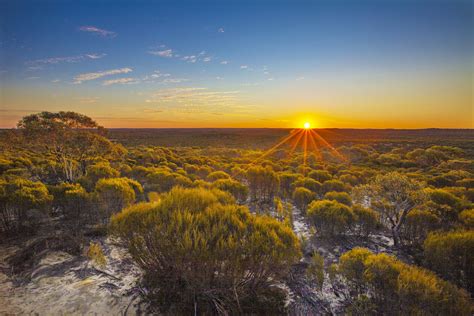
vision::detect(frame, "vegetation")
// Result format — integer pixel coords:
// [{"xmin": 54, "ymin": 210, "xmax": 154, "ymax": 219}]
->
[
  {"xmin": 1, "ymin": 111, "xmax": 473, "ymax": 314},
  {"xmin": 110, "ymin": 187, "xmax": 300, "ymax": 313},
  {"xmin": 333, "ymin": 248, "xmax": 472, "ymax": 315}
]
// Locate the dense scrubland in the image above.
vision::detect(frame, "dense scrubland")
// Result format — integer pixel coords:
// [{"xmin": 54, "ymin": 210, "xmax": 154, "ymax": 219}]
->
[{"xmin": 1, "ymin": 112, "xmax": 473, "ymax": 315}]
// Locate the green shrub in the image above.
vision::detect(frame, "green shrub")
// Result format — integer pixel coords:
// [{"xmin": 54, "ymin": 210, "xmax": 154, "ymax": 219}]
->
[
  {"xmin": 324, "ymin": 191, "xmax": 351, "ymax": 206},
  {"xmin": 212, "ymin": 178, "xmax": 248, "ymax": 203},
  {"xmin": 335, "ymin": 248, "xmax": 472, "ymax": 315},
  {"xmin": 307, "ymin": 200, "xmax": 356, "ymax": 236},
  {"xmin": 459, "ymin": 209, "xmax": 474, "ymax": 228},
  {"xmin": 110, "ymin": 187, "xmax": 300, "ymax": 314},
  {"xmin": 424, "ymin": 230, "xmax": 474, "ymax": 293},
  {"xmin": 292, "ymin": 187, "xmax": 314, "ymax": 212},
  {"xmin": 0, "ymin": 178, "xmax": 52, "ymax": 234},
  {"xmin": 352, "ymin": 205, "xmax": 379, "ymax": 237}
]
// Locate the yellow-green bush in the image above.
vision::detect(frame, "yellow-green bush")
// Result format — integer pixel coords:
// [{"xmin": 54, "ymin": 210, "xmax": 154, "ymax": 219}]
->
[
  {"xmin": 424, "ymin": 230, "xmax": 474, "ymax": 293},
  {"xmin": 352, "ymin": 205, "xmax": 379, "ymax": 237},
  {"xmin": 307, "ymin": 200, "xmax": 356, "ymax": 236},
  {"xmin": 110, "ymin": 187, "xmax": 300, "ymax": 314},
  {"xmin": 95, "ymin": 177, "xmax": 142, "ymax": 220},
  {"xmin": 335, "ymin": 248, "xmax": 472, "ymax": 315},
  {"xmin": 459, "ymin": 209, "xmax": 474, "ymax": 229},
  {"xmin": 400, "ymin": 209, "xmax": 440, "ymax": 245},
  {"xmin": 292, "ymin": 186, "xmax": 314, "ymax": 212}
]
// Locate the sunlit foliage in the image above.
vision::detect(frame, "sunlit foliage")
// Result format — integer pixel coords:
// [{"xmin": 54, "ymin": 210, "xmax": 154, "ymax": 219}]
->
[
  {"xmin": 110, "ymin": 187, "xmax": 300, "ymax": 314},
  {"xmin": 333, "ymin": 248, "xmax": 472, "ymax": 315}
]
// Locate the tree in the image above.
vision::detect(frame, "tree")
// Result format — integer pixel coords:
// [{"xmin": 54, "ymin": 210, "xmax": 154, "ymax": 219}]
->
[
  {"xmin": 17, "ymin": 111, "xmax": 125, "ymax": 182},
  {"xmin": 353, "ymin": 172, "xmax": 426, "ymax": 246},
  {"xmin": 307, "ymin": 200, "xmax": 356, "ymax": 236},
  {"xmin": 110, "ymin": 187, "xmax": 300, "ymax": 314},
  {"xmin": 0, "ymin": 178, "xmax": 52, "ymax": 234},
  {"xmin": 423, "ymin": 230, "xmax": 474, "ymax": 293}
]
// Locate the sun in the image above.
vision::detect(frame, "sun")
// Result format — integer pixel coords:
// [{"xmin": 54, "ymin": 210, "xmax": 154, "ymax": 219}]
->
[{"xmin": 303, "ymin": 122, "xmax": 311, "ymax": 129}]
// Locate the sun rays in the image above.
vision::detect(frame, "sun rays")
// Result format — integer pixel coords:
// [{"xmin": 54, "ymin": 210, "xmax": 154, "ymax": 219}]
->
[{"xmin": 248, "ymin": 125, "xmax": 347, "ymax": 172}]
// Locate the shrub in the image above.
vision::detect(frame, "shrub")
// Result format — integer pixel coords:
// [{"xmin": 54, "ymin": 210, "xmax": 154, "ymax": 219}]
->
[
  {"xmin": 79, "ymin": 162, "xmax": 120, "ymax": 190},
  {"xmin": 278, "ymin": 172, "xmax": 300, "ymax": 198},
  {"xmin": 307, "ymin": 200, "xmax": 356, "ymax": 236},
  {"xmin": 423, "ymin": 230, "xmax": 474, "ymax": 293},
  {"xmin": 0, "ymin": 178, "xmax": 52, "ymax": 234},
  {"xmin": 352, "ymin": 205, "xmax": 379, "ymax": 237},
  {"xmin": 292, "ymin": 187, "xmax": 314, "ymax": 212},
  {"xmin": 246, "ymin": 166, "xmax": 280, "ymax": 203},
  {"xmin": 324, "ymin": 191, "xmax": 351, "ymax": 206},
  {"xmin": 306, "ymin": 252, "xmax": 324, "ymax": 290},
  {"xmin": 308, "ymin": 170, "xmax": 332, "ymax": 182},
  {"xmin": 322, "ymin": 179, "xmax": 347, "ymax": 193},
  {"xmin": 459, "ymin": 209, "xmax": 474, "ymax": 229},
  {"xmin": 110, "ymin": 187, "xmax": 300, "ymax": 314},
  {"xmin": 337, "ymin": 247, "xmax": 372, "ymax": 294},
  {"xmin": 293, "ymin": 177, "xmax": 322, "ymax": 194},
  {"xmin": 400, "ymin": 209, "xmax": 439, "ymax": 245},
  {"xmin": 95, "ymin": 177, "xmax": 142, "ymax": 221},
  {"xmin": 207, "ymin": 170, "xmax": 231, "ymax": 182},
  {"xmin": 335, "ymin": 248, "xmax": 472, "ymax": 315},
  {"xmin": 212, "ymin": 178, "xmax": 248, "ymax": 203}
]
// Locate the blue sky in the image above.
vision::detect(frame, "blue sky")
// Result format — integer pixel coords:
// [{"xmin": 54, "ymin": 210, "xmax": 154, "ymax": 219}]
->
[{"xmin": 0, "ymin": 0, "xmax": 472, "ymax": 128}]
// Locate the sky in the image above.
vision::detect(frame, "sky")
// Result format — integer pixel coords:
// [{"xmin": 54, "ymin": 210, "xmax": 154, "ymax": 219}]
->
[{"xmin": 0, "ymin": 0, "xmax": 472, "ymax": 128}]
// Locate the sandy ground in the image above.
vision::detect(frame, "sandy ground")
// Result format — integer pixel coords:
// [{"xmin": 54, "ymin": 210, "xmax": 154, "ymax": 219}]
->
[{"xmin": 0, "ymin": 238, "xmax": 143, "ymax": 315}]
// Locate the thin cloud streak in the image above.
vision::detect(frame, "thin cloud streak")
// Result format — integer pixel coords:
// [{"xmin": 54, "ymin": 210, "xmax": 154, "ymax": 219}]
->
[
  {"xmin": 78, "ymin": 26, "xmax": 116, "ymax": 37},
  {"xmin": 74, "ymin": 68, "xmax": 133, "ymax": 84}
]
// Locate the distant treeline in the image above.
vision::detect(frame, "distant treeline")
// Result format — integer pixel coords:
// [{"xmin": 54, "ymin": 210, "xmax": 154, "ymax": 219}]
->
[{"xmin": 103, "ymin": 128, "xmax": 474, "ymax": 152}]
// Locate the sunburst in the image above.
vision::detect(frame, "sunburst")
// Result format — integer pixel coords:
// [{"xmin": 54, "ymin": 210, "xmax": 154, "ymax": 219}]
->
[{"xmin": 249, "ymin": 122, "xmax": 347, "ymax": 173}]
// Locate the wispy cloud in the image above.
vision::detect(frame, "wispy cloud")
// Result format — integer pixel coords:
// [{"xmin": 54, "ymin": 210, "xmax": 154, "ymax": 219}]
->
[
  {"xmin": 161, "ymin": 78, "xmax": 189, "ymax": 84},
  {"xmin": 103, "ymin": 77, "xmax": 138, "ymax": 86},
  {"xmin": 78, "ymin": 26, "xmax": 116, "ymax": 38},
  {"xmin": 182, "ymin": 55, "xmax": 197, "ymax": 63},
  {"xmin": 149, "ymin": 49, "xmax": 174, "ymax": 58},
  {"xmin": 218, "ymin": 27, "xmax": 225, "ymax": 33},
  {"xmin": 150, "ymin": 45, "xmax": 217, "ymax": 64},
  {"xmin": 74, "ymin": 67, "xmax": 132, "ymax": 84},
  {"xmin": 220, "ymin": 60, "xmax": 229, "ymax": 65},
  {"xmin": 27, "ymin": 53, "xmax": 106, "ymax": 68},
  {"xmin": 240, "ymin": 65, "xmax": 248, "ymax": 69},
  {"xmin": 85, "ymin": 53, "xmax": 107, "ymax": 59},
  {"xmin": 51, "ymin": 79, "xmax": 60, "ymax": 83},
  {"xmin": 145, "ymin": 87, "xmax": 246, "ymax": 114},
  {"xmin": 296, "ymin": 76, "xmax": 305, "ymax": 81}
]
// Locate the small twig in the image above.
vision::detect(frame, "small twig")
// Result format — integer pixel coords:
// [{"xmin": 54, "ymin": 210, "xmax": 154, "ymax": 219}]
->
[{"xmin": 92, "ymin": 267, "xmax": 121, "ymax": 281}]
